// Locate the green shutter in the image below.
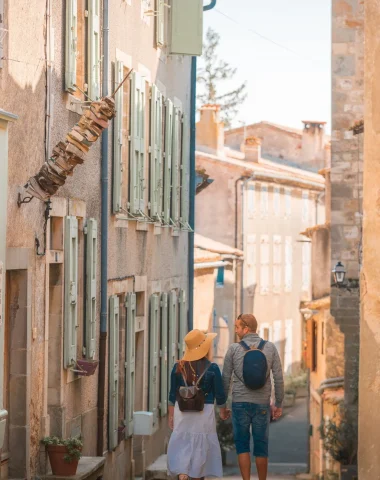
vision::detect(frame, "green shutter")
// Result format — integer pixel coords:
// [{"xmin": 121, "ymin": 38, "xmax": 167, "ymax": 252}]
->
[
  {"xmin": 85, "ymin": 218, "xmax": 97, "ymax": 359},
  {"xmin": 65, "ymin": 0, "xmax": 77, "ymax": 92},
  {"xmin": 109, "ymin": 295, "xmax": 120, "ymax": 450},
  {"xmin": 113, "ymin": 60, "xmax": 124, "ymax": 213},
  {"xmin": 168, "ymin": 290, "xmax": 177, "ymax": 376},
  {"xmin": 160, "ymin": 293, "xmax": 168, "ymax": 416},
  {"xmin": 169, "ymin": 0, "xmax": 203, "ymax": 56},
  {"xmin": 156, "ymin": 0, "xmax": 165, "ymax": 47},
  {"xmin": 125, "ymin": 292, "xmax": 136, "ymax": 438},
  {"xmin": 178, "ymin": 289, "xmax": 187, "ymax": 357},
  {"xmin": 149, "ymin": 294, "xmax": 160, "ymax": 428},
  {"xmin": 88, "ymin": 0, "xmax": 100, "ymax": 99},
  {"xmin": 150, "ymin": 85, "xmax": 164, "ymax": 220},
  {"xmin": 64, "ymin": 216, "xmax": 78, "ymax": 368},
  {"xmin": 130, "ymin": 72, "xmax": 146, "ymax": 215},
  {"xmin": 171, "ymin": 108, "xmax": 181, "ymax": 225},
  {"xmin": 163, "ymin": 99, "xmax": 173, "ymax": 223},
  {"xmin": 180, "ymin": 114, "xmax": 190, "ymax": 228}
]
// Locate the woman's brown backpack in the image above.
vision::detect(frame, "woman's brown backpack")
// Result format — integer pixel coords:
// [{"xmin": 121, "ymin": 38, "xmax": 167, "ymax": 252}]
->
[{"xmin": 176, "ymin": 364, "xmax": 211, "ymax": 412}]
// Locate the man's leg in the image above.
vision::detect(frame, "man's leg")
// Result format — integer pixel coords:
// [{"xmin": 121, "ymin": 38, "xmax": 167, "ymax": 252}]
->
[
  {"xmin": 232, "ymin": 403, "xmax": 252, "ymax": 480},
  {"xmin": 237, "ymin": 453, "xmax": 251, "ymax": 480},
  {"xmin": 255, "ymin": 457, "xmax": 268, "ymax": 480},
  {"xmin": 252, "ymin": 405, "xmax": 271, "ymax": 480}
]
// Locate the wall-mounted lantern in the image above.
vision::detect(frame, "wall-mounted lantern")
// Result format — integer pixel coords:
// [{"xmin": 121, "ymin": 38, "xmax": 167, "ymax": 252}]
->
[{"xmin": 332, "ymin": 261, "xmax": 346, "ymax": 287}]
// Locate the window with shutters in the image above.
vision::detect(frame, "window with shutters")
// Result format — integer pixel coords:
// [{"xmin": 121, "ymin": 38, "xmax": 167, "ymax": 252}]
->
[
  {"xmin": 163, "ymin": 99, "xmax": 173, "ymax": 224},
  {"xmin": 216, "ymin": 267, "xmax": 225, "ymax": 288},
  {"xmin": 149, "ymin": 85, "xmax": 164, "ymax": 221},
  {"xmin": 247, "ymin": 234, "xmax": 256, "ymax": 288},
  {"xmin": 247, "ymin": 184, "xmax": 255, "ymax": 218},
  {"xmin": 109, "ymin": 295, "xmax": 120, "ymax": 450},
  {"xmin": 178, "ymin": 289, "xmax": 187, "ymax": 358},
  {"xmin": 273, "ymin": 186, "xmax": 280, "ymax": 217},
  {"xmin": 273, "ymin": 235, "xmax": 282, "ymax": 294},
  {"xmin": 113, "ymin": 63, "xmax": 131, "ymax": 214},
  {"xmin": 65, "ymin": 0, "xmax": 98, "ymax": 100},
  {"xmin": 180, "ymin": 114, "xmax": 190, "ymax": 229},
  {"xmin": 302, "ymin": 241, "xmax": 311, "ymax": 292},
  {"xmin": 125, "ymin": 292, "xmax": 136, "ymax": 438},
  {"xmin": 285, "ymin": 188, "xmax": 292, "ymax": 219},
  {"xmin": 285, "ymin": 236, "xmax": 292, "ymax": 292},
  {"xmin": 260, "ymin": 235, "xmax": 270, "ymax": 295},
  {"xmin": 171, "ymin": 107, "xmax": 182, "ymax": 226},
  {"xmin": 302, "ymin": 191, "xmax": 309, "ymax": 224},
  {"xmin": 149, "ymin": 294, "xmax": 160, "ymax": 429},
  {"xmin": 160, "ymin": 292, "xmax": 168, "ymax": 416},
  {"xmin": 168, "ymin": 290, "xmax": 178, "ymax": 376},
  {"xmin": 64, "ymin": 216, "xmax": 79, "ymax": 368},
  {"xmin": 85, "ymin": 219, "xmax": 97, "ymax": 359},
  {"xmin": 129, "ymin": 72, "xmax": 146, "ymax": 216},
  {"xmin": 260, "ymin": 184, "xmax": 269, "ymax": 218}
]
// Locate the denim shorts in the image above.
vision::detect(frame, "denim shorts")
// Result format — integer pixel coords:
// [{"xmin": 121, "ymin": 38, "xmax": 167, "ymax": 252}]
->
[{"xmin": 232, "ymin": 402, "xmax": 270, "ymax": 458}]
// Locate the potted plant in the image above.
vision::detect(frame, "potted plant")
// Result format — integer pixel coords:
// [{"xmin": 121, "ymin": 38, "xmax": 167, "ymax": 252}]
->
[
  {"xmin": 42, "ymin": 436, "xmax": 83, "ymax": 476},
  {"xmin": 216, "ymin": 410, "xmax": 235, "ymax": 466},
  {"xmin": 319, "ymin": 404, "xmax": 358, "ymax": 480}
]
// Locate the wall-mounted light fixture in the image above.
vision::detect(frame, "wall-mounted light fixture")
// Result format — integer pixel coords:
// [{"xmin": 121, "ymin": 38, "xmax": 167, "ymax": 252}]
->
[{"xmin": 332, "ymin": 261, "xmax": 346, "ymax": 287}]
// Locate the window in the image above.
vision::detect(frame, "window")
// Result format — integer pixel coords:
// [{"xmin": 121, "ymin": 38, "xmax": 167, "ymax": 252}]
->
[
  {"xmin": 302, "ymin": 191, "xmax": 309, "ymax": 224},
  {"xmin": 216, "ymin": 267, "xmax": 225, "ymax": 288},
  {"xmin": 260, "ymin": 235, "xmax": 270, "ymax": 295},
  {"xmin": 260, "ymin": 184, "xmax": 269, "ymax": 218},
  {"xmin": 285, "ymin": 236, "xmax": 292, "ymax": 292},
  {"xmin": 149, "ymin": 294, "xmax": 160, "ymax": 429},
  {"xmin": 171, "ymin": 107, "xmax": 182, "ymax": 226},
  {"xmin": 260, "ymin": 324, "xmax": 271, "ymax": 341},
  {"xmin": 149, "ymin": 84, "xmax": 164, "ymax": 220},
  {"xmin": 156, "ymin": 0, "xmax": 165, "ymax": 47},
  {"xmin": 273, "ymin": 186, "xmax": 280, "ymax": 217},
  {"xmin": 285, "ymin": 188, "xmax": 292, "ymax": 218},
  {"xmin": 302, "ymin": 241, "xmax": 311, "ymax": 292},
  {"xmin": 247, "ymin": 234, "xmax": 256, "ymax": 289},
  {"xmin": 247, "ymin": 184, "xmax": 255, "ymax": 218},
  {"xmin": 109, "ymin": 295, "xmax": 120, "ymax": 449},
  {"xmin": 273, "ymin": 235, "xmax": 282, "ymax": 294}
]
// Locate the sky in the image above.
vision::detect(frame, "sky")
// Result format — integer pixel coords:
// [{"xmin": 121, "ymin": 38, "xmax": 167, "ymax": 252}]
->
[{"xmin": 200, "ymin": 0, "xmax": 332, "ymax": 132}]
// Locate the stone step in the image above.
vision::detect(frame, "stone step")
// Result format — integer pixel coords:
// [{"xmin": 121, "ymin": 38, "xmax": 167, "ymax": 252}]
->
[{"xmin": 145, "ymin": 454, "xmax": 168, "ymax": 480}]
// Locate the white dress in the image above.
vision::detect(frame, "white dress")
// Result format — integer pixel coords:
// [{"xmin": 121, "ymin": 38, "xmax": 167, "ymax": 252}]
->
[{"xmin": 167, "ymin": 403, "xmax": 223, "ymax": 478}]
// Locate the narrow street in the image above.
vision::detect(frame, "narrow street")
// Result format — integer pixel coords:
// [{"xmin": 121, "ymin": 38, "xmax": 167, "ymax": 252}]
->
[{"xmin": 222, "ymin": 398, "xmax": 308, "ymax": 479}]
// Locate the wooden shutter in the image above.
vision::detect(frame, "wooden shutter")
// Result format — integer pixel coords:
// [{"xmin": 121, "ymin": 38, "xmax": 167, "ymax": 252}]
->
[
  {"xmin": 150, "ymin": 85, "xmax": 164, "ymax": 220},
  {"xmin": 302, "ymin": 191, "xmax": 309, "ymax": 223},
  {"xmin": 85, "ymin": 218, "xmax": 97, "ymax": 359},
  {"xmin": 88, "ymin": 0, "xmax": 100, "ymax": 99},
  {"xmin": 168, "ymin": 290, "xmax": 177, "ymax": 376},
  {"xmin": 178, "ymin": 289, "xmax": 187, "ymax": 357},
  {"xmin": 113, "ymin": 60, "xmax": 124, "ymax": 213},
  {"xmin": 273, "ymin": 235, "xmax": 282, "ymax": 294},
  {"xmin": 306, "ymin": 318, "xmax": 313, "ymax": 369},
  {"xmin": 130, "ymin": 72, "xmax": 146, "ymax": 215},
  {"xmin": 109, "ymin": 296, "xmax": 119, "ymax": 450},
  {"xmin": 64, "ymin": 216, "xmax": 78, "ymax": 368},
  {"xmin": 260, "ymin": 234, "xmax": 270, "ymax": 295},
  {"xmin": 125, "ymin": 292, "xmax": 136, "ymax": 438},
  {"xmin": 285, "ymin": 236, "xmax": 293, "ymax": 292},
  {"xmin": 163, "ymin": 99, "xmax": 173, "ymax": 223},
  {"xmin": 247, "ymin": 234, "xmax": 256, "ymax": 287},
  {"xmin": 260, "ymin": 184, "xmax": 268, "ymax": 218},
  {"xmin": 273, "ymin": 186, "xmax": 280, "ymax": 217},
  {"xmin": 171, "ymin": 107, "xmax": 181, "ymax": 225},
  {"xmin": 65, "ymin": 0, "xmax": 77, "ymax": 92},
  {"xmin": 160, "ymin": 293, "xmax": 168, "ymax": 417},
  {"xmin": 285, "ymin": 188, "xmax": 292, "ymax": 218},
  {"xmin": 149, "ymin": 294, "xmax": 160, "ymax": 428},
  {"xmin": 156, "ymin": 0, "xmax": 165, "ymax": 47},
  {"xmin": 180, "ymin": 114, "xmax": 190, "ymax": 227}
]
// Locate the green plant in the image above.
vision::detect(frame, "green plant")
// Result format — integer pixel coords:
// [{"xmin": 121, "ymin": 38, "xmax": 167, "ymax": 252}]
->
[
  {"xmin": 284, "ymin": 371, "xmax": 307, "ymax": 391},
  {"xmin": 319, "ymin": 404, "xmax": 357, "ymax": 466},
  {"xmin": 41, "ymin": 436, "xmax": 83, "ymax": 463}
]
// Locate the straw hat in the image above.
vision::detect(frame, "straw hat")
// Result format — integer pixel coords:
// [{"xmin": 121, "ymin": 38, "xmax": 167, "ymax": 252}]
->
[{"xmin": 181, "ymin": 329, "xmax": 217, "ymax": 362}]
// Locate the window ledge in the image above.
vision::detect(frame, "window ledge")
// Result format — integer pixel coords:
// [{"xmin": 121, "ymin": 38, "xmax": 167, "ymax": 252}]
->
[
  {"xmin": 171, "ymin": 228, "xmax": 180, "ymax": 237},
  {"xmin": 136, "ymin": 221, "xmax": 149, "ymax": 232},
  {"xmin": 154, "ymin": 224, "xmax": 162, "ymax": 235},
  {"xmin": 115, "ymin": 215, "xmax": 130, "ymax": 229},
  {"xmin": 40, "ymin": 457, "xmax": 105, "ymax": 480}
]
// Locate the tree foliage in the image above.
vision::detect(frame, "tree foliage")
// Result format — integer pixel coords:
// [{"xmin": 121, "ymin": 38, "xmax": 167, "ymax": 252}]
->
[{"xmin": 197, "ymin": 28, "xmax": 247, "ymax": 127}]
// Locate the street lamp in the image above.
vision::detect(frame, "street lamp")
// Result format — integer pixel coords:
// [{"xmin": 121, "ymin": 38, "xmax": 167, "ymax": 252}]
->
[{"xmin": 332, "ymin": 261, "xmax": 346, "ymax": 287}]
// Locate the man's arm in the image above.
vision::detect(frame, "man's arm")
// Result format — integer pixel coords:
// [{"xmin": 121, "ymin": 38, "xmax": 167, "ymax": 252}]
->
[
  {"xmin": 222, "ymin": 345, "xmax": 234, "ymax": 400},
  {"xmin": 272, "ymin": 345, "xmax": 284, "ymax": 408}
]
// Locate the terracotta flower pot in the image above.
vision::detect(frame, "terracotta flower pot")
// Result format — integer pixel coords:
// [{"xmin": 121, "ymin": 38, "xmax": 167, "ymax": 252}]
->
[{"xmin": 47, "ymin": 445, "xmax": 80, "ymax": 476}]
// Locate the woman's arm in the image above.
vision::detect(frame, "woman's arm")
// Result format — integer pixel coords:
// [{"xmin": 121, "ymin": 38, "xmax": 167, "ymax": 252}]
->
[
  {"xmin": 168, "ymin": 363, "xmax": 178, "ymax": 407},
  {"xmin": 168, "ymin": 405, "xmax": 175, "ymax": 430},
  {"xmin": 213, "ymin": 363, "xmax": 227, "ymax": 407}
]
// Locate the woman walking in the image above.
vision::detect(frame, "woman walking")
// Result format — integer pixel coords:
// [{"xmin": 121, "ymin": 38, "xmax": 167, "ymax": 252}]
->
[{"xmin": 167, "ymin": 329, "xmax": 230, "ymax": 480}]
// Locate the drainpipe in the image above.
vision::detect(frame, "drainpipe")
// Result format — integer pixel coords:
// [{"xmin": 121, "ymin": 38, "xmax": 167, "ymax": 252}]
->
[
  {"xmin": 188, "ymin": 0, "xmax": 217, "ymax": 331},
  {"xmin": 97, "ymin": 0, "xmax": 109, "ymax": 457}
]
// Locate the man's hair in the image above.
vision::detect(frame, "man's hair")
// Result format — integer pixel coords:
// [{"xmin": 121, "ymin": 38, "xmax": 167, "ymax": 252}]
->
[{"xmin": 237, "ymin": 314, "xmax": 258, "ymax": 332}]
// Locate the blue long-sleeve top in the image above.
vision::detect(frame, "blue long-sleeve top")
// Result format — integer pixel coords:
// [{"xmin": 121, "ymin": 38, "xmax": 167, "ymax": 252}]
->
[{"xmin": 168, "ymin": 360, "xmax": 227, "ymax": 407}]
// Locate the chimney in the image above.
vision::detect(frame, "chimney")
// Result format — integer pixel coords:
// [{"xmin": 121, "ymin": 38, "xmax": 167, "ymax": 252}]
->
[
  {"xmin": 301, "ymin": 121, "xmax": 326, "ymax": 170},
  {"xmin": 196, "ymin": 105, "xmax": 224, "ymax": 156},
  {"xmin": 242, "ymin": 136, "xmax": 261, "ymax": 163}
]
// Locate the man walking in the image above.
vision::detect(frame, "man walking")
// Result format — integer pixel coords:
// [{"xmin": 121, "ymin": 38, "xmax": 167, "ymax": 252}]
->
[{"xmin": 222, "ymin": 314, "xmax": 284, "ymax": 480}]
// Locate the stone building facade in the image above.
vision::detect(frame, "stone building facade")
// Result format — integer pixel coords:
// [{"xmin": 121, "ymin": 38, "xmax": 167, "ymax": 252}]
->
[
  {"xmin": 0, "ymin": 0, "xmax": 200, "ymax": 478},
  {"xmin": 195, "ymin": 105, "xmax": 326, "ymax": 374}
]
